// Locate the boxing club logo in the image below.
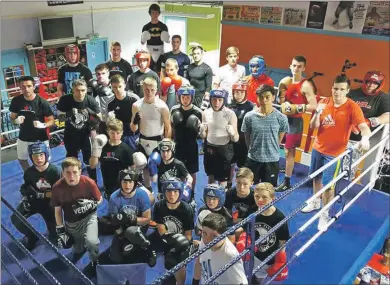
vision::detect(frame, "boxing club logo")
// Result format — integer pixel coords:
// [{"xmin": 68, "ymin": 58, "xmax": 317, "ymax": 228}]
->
[
  {"xmin": 163, "ymin": 216, "xmax": 183, "ymax": 234},
  {"xmin": 255, "ymin": 222, "xmax": 276, "ymax": 252}
]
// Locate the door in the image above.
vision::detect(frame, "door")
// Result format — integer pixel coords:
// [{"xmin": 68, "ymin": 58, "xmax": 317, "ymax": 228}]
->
[
  {"xmin": 163, "ymin": 16, "xmax": 187, "ymax": 53},
  {"xmin": 86, "ymin": 38, "xmax": 109, "ymax": 73}
]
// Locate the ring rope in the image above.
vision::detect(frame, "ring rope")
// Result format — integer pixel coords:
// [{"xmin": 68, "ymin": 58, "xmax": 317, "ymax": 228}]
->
[
  {"xmin": 1, "ymin": 243, "xmax": 39, "ymax": 285},
  {"xmin": 1, "ymin": 259, "xmax": 22, "ymax": 285},
  {"xmin": 1, "ymin": 197, "xmax": 95, "ymax": 285},
  {"xmin": 351, "ymin": 134, "xmax": 389, "ymax": 169},
  {"xmin": 1, "ymin": 224, "xmax": 62, "ymax": 285}
]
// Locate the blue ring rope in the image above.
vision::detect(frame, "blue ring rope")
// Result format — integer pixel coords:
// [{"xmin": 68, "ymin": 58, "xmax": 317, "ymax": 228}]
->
[{"xmin": 1, "ymin": 259, "xmax": 22, "ymax": 285}]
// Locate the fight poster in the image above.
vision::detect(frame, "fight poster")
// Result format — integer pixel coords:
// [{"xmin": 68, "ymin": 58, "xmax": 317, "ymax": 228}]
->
[
  {"xmin": 323, "ymin": 2, "xmax": 369, "ymax": 34},
  {"xmin": 240, "ymin": 6, "xmax": 261, "ymax": 23},
  {"xmin": 283, "ymin": 8, "xmax": 307, "ymax": 27},
  {"xmin": 260, "ymin": 6, "xmax": 283, "ymax": 25},
  {"xmin": 306, "ymin": 1, "xmax": 328, "ymax": 29},
  {"xmin": 362, "ymin": 1, "xmax": 390, "ymax": 36},
  {"xmin": 223, "ymin": 5, "xmax": 241, "ymax": 21}
]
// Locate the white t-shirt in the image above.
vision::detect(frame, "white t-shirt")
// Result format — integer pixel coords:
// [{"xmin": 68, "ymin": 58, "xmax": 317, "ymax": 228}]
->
[
  {"xmin": 134, "ymin": 97, "xmax": 168, "ymax": 137},
  {"xmin": 214, "ymin": 64, "xmax": 246, "ymax": 103},
  {"xmin": 199, "ymin": 238, "xmax": 248, "ymax": 285},
  {"xmin": 204, "ymin": 107, "xmax": 237, "ymax": 145}
]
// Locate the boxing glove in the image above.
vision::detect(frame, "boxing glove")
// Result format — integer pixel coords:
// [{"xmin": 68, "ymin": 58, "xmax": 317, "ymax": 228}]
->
[
  {"xmin": 58, "ymin": 112, "xmax": 66, "ymax": 123},
  {"xmin": 161, "ymin": 77, "xmax": 172, "ymax": 97},
  {"xmin": 97, "ymin": 86, "xmax": 114, "ymax": 97},
  {"xmin": 171, "ymin": 75, "xmax": 182, "ymax": 91},
  {"xmin": 107, "ymin": 111, "xmax": 116, "ymax": 121},
  {"xmin": 235, "ymin": 232, "xmax": 258, "ymax": 261},
  {"xmin": 186, "ymin": 115, "xmax": 200, "ymax": 135},
  {"xmin": 111, "ymin": 211, "xmax": 137, "ymax": 227},
  {"xmin": 171, "ymin": 109, "xmax": 184, "ymax": 127},
  {"xmin": 21, "ymin": 196, "xmax": 32, "ymax": 213},
  {"xmin": 162, "ymin": 233, "xmax": 190, "ymax": 253},
  {"xmin": 148, "ymin": 151, "xmax": 161, "ymax": 168},
  {"xmin": 266, "ymin": 251, "xmax": 288, "ymax": 281},
  {"xmin": 89, "ymin": 79, "xmax": 99, "ymax": 91},
  {"xmin": 133, "ymin": 152, "xmax": 147, "ymax": 172},
  {"xmin": 14, "ymin": 116, "xmax": 25, "ymax": 125},
  {"xmin": 141, "ymin": 31, "xmax": 151, "ymax": 44},
  {"xmin": 92, "ymin": 134, "xmax": 108, "ymax": 158},
  {"xmin": 56, "ymin": 225, "xmax": 73, "ymax": 249},
  {"xmin": 33, "ymin": 121, "xmax": 47, "ymax": 129},
  {"xmin": 133, "ymin": 112, "xmax": 141, "ymax": 125},
  {"xmin": 125, "ymin": 226, "xmax": 150, "ymax": 248},
  {"xmin": 182, "ymin": 184, "xmax": 192, "ymax": 203},
  {"xmin": 200, "ymin": 97, "xmax": 210, "ymax": 111},
  {"xmin": 281, "ymin": 102, "xmax": 306, "ymax": 115},
  {"xmin": 160, "ymin": 31, "xmax": 170, "ymax": 43}
]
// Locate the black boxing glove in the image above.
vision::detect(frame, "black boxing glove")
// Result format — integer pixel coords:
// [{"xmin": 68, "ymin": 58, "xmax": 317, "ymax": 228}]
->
[
  {"xmin": 162, "ymin": 233, "xmax": 191, "ymax": 253},
  {"xmin": 186, "ymin": 114, "xmax": 200, "ymax": 135},
  {"xmin": 133, "ymin": 112, "xmax": 141, "ymax": 125},
  {"xmin": 97, "ymin": 86, "xmax": 114, "ymax": 97},
  {"xmin": 56, "ymin": 225, "xmax": 73, "ymax": 249},
  {"xmin": 171, "ymin": 109, "xmax": 184, "ymax": 127},
  {"xmin": 111, "ymin": 211, "xmax": 137, "ymax": 227}
]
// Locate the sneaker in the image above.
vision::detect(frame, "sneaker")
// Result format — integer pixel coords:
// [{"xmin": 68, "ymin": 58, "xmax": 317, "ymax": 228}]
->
[
  {"xmin": 275, "ymin": 180, "xmax": 291, "ymax": 192},
  {"xmin": 318, "ymin": 211, "xmax": 331, "ymax": 231},
  {"xmin": 301, "ymin": 198, "xmax": 321, "ymax": 213}
]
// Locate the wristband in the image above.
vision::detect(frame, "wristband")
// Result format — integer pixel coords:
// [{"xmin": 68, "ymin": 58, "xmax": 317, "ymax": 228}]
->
[
  {"xmin": 34, "ymin": 121, "xmax": 47, "ymax": 129},
  {"xmin": 368, "ymin": 117, "xmax": 380, "ymax": 128}
]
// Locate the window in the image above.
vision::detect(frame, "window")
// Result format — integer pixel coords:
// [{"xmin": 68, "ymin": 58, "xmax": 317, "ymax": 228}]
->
[{"xmin": 163, "ymin": 16, "xmax": 187, "ymax": 53}]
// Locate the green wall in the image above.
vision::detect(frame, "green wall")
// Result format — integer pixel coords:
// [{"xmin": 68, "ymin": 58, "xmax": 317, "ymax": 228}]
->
[{"xmin": 164, "ymin": 4, "xmax": 222, "ymax": 53}]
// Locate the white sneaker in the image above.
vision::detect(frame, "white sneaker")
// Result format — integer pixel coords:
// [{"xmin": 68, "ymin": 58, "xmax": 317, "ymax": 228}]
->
[
  {"xmin": 301, "ymin": 198, "xmax": 321, "ymax": 213},
  {"xmin": 318, "ymin": 211, "xmax": 331, "ymax": 231}
]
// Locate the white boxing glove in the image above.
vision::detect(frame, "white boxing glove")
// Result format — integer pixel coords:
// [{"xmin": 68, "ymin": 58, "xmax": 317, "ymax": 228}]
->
[
  {"xmin": 33, "ymin": 121, "xmax": 47, "ymax": 129},
  {"xmin": 141, "ymin": 31, "xmax": 151, "ymax": 44},
  {"xmin": 92, "ymin": 134, "xmax": 108, "ymax": 158},
  {"xmin": 160, "ymin": 31, "xmax": 170, "ymax": 43},
  {"xmin": 200, "ymin": 97, "xmax": 210, "ymax": 111},
  {"xmin": 14, "ymin": 116, "xmax": 25, "ymax": 125},
  {"xmin": 226, "ymin": 125, "xmax": 235, "ymax": 137},
  {"xmin": 133, "ymin": 152, "xmax": 147, "ymax": 173},
  {"xmin": 359, "ymin": 136, "xmax": 370, "ymax": 151},
  {"xmin": 107, "ymin": 111, "xmax": 116, "ymax": 121}
]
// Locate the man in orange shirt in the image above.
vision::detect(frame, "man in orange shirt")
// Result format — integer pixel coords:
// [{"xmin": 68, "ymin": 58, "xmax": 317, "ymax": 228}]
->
[
  {"xmin": 244, "ymin": 55, "xmax": 274, "ymax": 104},
  {"xmin": 301, "ymin": 74, "xmax": 371, "ymax": 231}
]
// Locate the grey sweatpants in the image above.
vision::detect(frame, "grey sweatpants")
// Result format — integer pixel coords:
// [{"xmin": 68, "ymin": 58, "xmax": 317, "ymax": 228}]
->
[{"xmin": 66, "ymin": 212, "xmax": 99, "ymax": 262}]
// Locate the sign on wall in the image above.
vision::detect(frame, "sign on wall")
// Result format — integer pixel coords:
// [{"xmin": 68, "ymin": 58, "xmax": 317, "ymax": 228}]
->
[
  {"xmin": 283, "ymin": 8, "xmax": 307, "ymax": 27},
  {"xmin": 260, "ymin": 6, "xmax": 283, "ymax": 25},
  {"xmin": 47, "ymin": 1, "xmax": 83, "ymax": 6},
  {"xmin": 306, "ymin": 1, "xmax": 328, "ymax": 29},
  {"xmin": 240, "ymin": 6, "xmax": 261, "ymax": 23},
  {"xmin": 223, "ymin": 6, "xmax": 241, "ymax": 21},
  {"xmin": 362, "ymin": 1, "xmax": 390, "ymax": 36}
]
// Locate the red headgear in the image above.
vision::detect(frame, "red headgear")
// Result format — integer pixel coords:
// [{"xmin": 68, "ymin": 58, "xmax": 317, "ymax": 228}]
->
[
  {"xmin": 362, "ymin": 70, "xmax": 386, "ymax": 96},
  {"xmin": 65, "ymin": 44, "xmax": 80, "ymax": 64},
  {"xmin": 135, "ymin": 51, "xmax": 151, "ymax": 69},
  {"xmin": 232, "ymin": 81, "xmax": 248, "ymax": 102}
]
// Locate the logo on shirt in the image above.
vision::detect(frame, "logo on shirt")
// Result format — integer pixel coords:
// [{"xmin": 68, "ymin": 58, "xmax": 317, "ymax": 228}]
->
[
  {"xmin": 321, "ymin": 114, "xmax": 336, "ymax": 126},
  {"xmin": 355, "ymin": 101, "xmax": 372, "ymax": 110},
  {"xmin": 159, "ymin": 168, "xmax": 180, "ymax": 184},
  {"xmin": 72, "ymin": 198, "xmax": 97, "ymax": 216},
  {"xmin": 163, "ymin": 215, "xmax": 183, "ymax": 234},
  {"xmin": 36, "ymin": 178, "xmax": 51, "ymax": 191},
  {"xmin": 24, "ymin": 105, "xmax": 32, "ymax": 111},
  {"xmin": 69, "ymin": 108, "xmax": 89, "ymax": 129},
  {"xmin": 255, "ymin": 222, "xmax": 276, "ymax": 252},
  {"xmin": 119, "ymin": 204, "xmax": 139, "ymax": 216},
  {"xmin": 64, "ymin": 71, "xmax": 83, "ymax": 94}
]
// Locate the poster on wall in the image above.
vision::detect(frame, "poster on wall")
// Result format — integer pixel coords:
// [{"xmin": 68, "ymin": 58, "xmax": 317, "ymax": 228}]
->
[
  {"xmin": 362, "ymin": 1, "xmax": 390, "ymax": 36},
  {"xmin": 306, "ymin": 1, "xmax": 328, "ymax": 29},
  {"xmin": 240, "ymin": 6, "xmax": 261, "ymax": 23},
  {"xmin": 223, "ymin": 6, "xmax": 241, "ymax": 21},
  {"xmin": 283, "ymin": 8, "xmax": 307, "ymax": 27},
  {"xmin": 323, "ymin": 1, "xmax": 369, "ymax": 33},
  {"xmin": 260, "ymin": 6, "xmax": 283, "ymax": 25}
]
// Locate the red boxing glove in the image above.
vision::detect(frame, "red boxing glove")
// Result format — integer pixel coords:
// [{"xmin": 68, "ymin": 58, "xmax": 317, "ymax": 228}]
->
[
  {"xmin": 235, "ymin": 232, "xmax": 258, "ymax": 261},
  {"xmin": 171, "ymin": 75, "xmax": 182, "ymax": 91},
  {"xmin": 266, "ymin": 251, "xmax": 288, "ymax": 281},
  {"xmin": 161, "ymin": 77, "xmax": 172, "ymax": 96}
]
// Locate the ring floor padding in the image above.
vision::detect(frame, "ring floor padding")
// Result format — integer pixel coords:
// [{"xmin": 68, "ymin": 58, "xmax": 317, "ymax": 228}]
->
[{"xmin": 1, "ymin": 145, "xmax": 389, "ymax": 285}]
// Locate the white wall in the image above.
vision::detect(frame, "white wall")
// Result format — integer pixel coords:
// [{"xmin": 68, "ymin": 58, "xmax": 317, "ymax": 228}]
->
[{"xmin": 1, "ymin": 6, "xmax": 152, "ymax": 62}]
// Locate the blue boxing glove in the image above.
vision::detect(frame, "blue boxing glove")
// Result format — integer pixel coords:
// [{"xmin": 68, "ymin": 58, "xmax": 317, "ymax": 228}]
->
[
  {"xmin": 148, "ymin": 151, "xmax": 161, "ymax": 177},
  {"xmin": 182, "ymin": 184, "xmax": 192, "ymax": 203}
]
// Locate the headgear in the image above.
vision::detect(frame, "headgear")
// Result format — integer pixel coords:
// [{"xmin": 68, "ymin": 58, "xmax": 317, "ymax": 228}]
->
[
  {"xmin": 161, "ymin": 178, "xmax": 184, "ymax": 204},
  {"xmin": 232, "ymin": 81, "xmax": 248, "ymax": 103},
  {"xmin": 249, "ymin": 55, "xmax": 266, "ymax": 78},
  {"xmin": 203, "ymin": 184, "xmax": 226, "ymax": 210},
  {"xmin": 177, "ymin": 86, "xmax": 195, "ymax": 107},
  {"xmin": 118, "ymin": 169, "xmax": 138, "ymax": 194},
  {"xmin": 28, "ymin": 141, "xmax": 49, "ymax": 166},
  {"xmin": 135, "ymin": 51, "xmax": 151, "ymax": 69},
  {"xmin": 362, "ymin": 70, "xmax": 386, "ymax": 96},
  {"xmin": 209, "ymin": 89, "xmax": 228, "ymax": 111},
  {"xmin": 65, "ymin": 44, "xmax": 80, "ymax": 64},
  {"xmin": 158, "ymin": 138, "xmax": 175, "ymax": 156}
]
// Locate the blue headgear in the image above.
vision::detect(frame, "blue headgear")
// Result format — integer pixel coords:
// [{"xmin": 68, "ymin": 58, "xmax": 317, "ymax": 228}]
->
[
  {"xmin": 162, "ymin": 177, "xmax": 184, "ymax": 204},
  {"xmin": 203, "ymin": 184, "xmax": 226, "ymax": 209},
  {"xmin": 28, "ymin": 141, "xmax": 49, "ymax": 166},
  {"xmin": 209, "ymin": 89, "xmax": 228, "ymax": 111},
  {"xmin": 249, "ymin": 55, "xmax": 266, "ymax": 78},
  {"xmin": 177, "ymin": 86, "xmax": 195, "ymax": 107},
  {"xmin": 118, "ymin": 169, "xmax": 138, "ymax": 194}
]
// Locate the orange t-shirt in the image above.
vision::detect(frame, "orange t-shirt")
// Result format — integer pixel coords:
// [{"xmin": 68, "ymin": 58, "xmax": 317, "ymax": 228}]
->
[
  {"xmin": 313, "ymin": 97, "xmax": 366, "ymax": 157},
  {"xmin": 245, "ymin": 74, "xmax": 275, "ymax": 105}
]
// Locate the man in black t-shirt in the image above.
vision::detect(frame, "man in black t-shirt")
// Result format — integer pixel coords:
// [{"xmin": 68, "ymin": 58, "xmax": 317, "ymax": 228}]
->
[
  {"xmin": 127, "ymin": 51, "xmax": 160, "ymax": 98},
  {"xmin": 89, "ymin": 119, "xmax": 134, "ymax": 199},
  {"xmin": 11, "ymin": 141, "xmax": 61, "ymax": 250},
  {"xmin": 162, "ymin": 35, "xmax": 191, "ymax": 78},
  {"xmin": 141, "ymin": 4, "xmax": 170, "ymax": 74},
  {"xmin": 90, "ymin": 64, "xmax": 115, "ymax": 119},
  {"xmin": 171, "ymin": 86, "xmax": 202, "ymax": 192},
  {"xmin": 57, "ymin": 44, "xmax": 93, "ymax": 98},
  {"xmin": 57, "ymin": 79, "xmax": 101, "ymax": 181},
  {"xmin": 186, "ymin": 46, "xmax": 213, "ymax": 108},
  {"xmin": 9, "ymin": 76, "xmax": 55, "ymax": 171},
  {"xmin": 105, "ymin": 41, "xmax": 133, "ymax": 81},
  {"xmin": 108, "ymin": 75, "xmax": 140, "ymax": 151},
  {"xmin": 152, "ymin": 178, "xmax": 194, "ymax": 285}
]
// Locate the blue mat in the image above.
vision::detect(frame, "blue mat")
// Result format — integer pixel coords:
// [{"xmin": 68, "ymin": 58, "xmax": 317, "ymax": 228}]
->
[{"xmin": 1, "ymin": 145, "xmax": 389, "ymax": 285}]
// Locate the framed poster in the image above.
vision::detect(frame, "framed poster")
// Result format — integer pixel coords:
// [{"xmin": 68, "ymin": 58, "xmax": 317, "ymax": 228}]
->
[
  {"xmin": 223, "ymin": 6, "xmax": 241, "ymax": 21},
  {"xmin": 240, "ymin": 6, "xmax": 261, "ymax": 23},
  {"xmin": 362, "ymin": 1, "xmax": 390, "ymax": 36},
  {"xmin": 283, "ymin": 8, "xmax": 307, "ymax": 27},
  {"xmin": 260, "ymin": 6, "xmax": 283, "ymax": 25},
  {"xmin": 306, "ymin": 1, "xmax": 328, "ymax": 29}
]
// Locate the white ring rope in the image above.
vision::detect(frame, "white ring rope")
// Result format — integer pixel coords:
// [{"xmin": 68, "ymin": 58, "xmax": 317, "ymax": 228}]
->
[{"xmin": 1, "ymin": 129, "xmax": 64, "ymax": 151}]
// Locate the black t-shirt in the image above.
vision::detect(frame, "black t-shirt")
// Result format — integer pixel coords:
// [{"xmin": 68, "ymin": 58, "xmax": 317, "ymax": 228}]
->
[
  {"xmin": 57, "ymin": 63, "xmax": 93, "ymax": 95},
  {"xmin": 170, "ymin": 105, "xmax": 202, "ymax": 150},
  {"xmin": 163, "ymin": 51, "xmax": 191, "ymax": 77},
  {"xmin": 24, "ymin": 163, "xmax": 61, "ymax": 195},
  {"xmin": 158, "ymin": 158, "xmax": 189, "ymax": 193},
  {"xmin": 231, "ymin": 101, "xmax": 255, "ymax": 139},
  {"xmin": 100, "ymin": 142, "xmax": 134, "ymax": 191},
  {"xmin": 153, "ymin": 200, "xmax": 194, "ymax": 234},
  {"xmin": 254, "ymin": 208, "xmax": 290, "ymax": 262},
  {"xmin": 347, "ymin": 88, "xmax": 390, "ymax": 141},
  {"xmin": 105, "ymin": 58, "xmax": 134, "ymax": 81},
  {"xmin": 9, "ymin": 94, "xmax": 53, "ymax": 142},
  {"xmin": 225, "ymin": 187, "xmax": 257, "ymax": 220},
  {"xmin": 198, "ymin": 206, "xmax": 234, "ymax": 229},
  {"xmin": 57, "ymin": 94, "xmax": 100, "ymax": 136},
  {"xmin": 186, "ymin": 63, "xmax": 213, "ymax": 96},
  {"xmin": 107, "ymin": 92, "xmax": 140, "ymax": 136},
  {"xmin": 142, "ymin": 21, "xmax": 168, "ymax": 46},
  {"xmin": 127, "ymin": 70, "xmax": 161, "ymax": 98}
]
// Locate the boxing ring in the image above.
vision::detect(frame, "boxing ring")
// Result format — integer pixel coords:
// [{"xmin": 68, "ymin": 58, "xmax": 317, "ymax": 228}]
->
[{"xmin": 1, "ymin": 126, "xmax": 389, "ymax": 284}]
